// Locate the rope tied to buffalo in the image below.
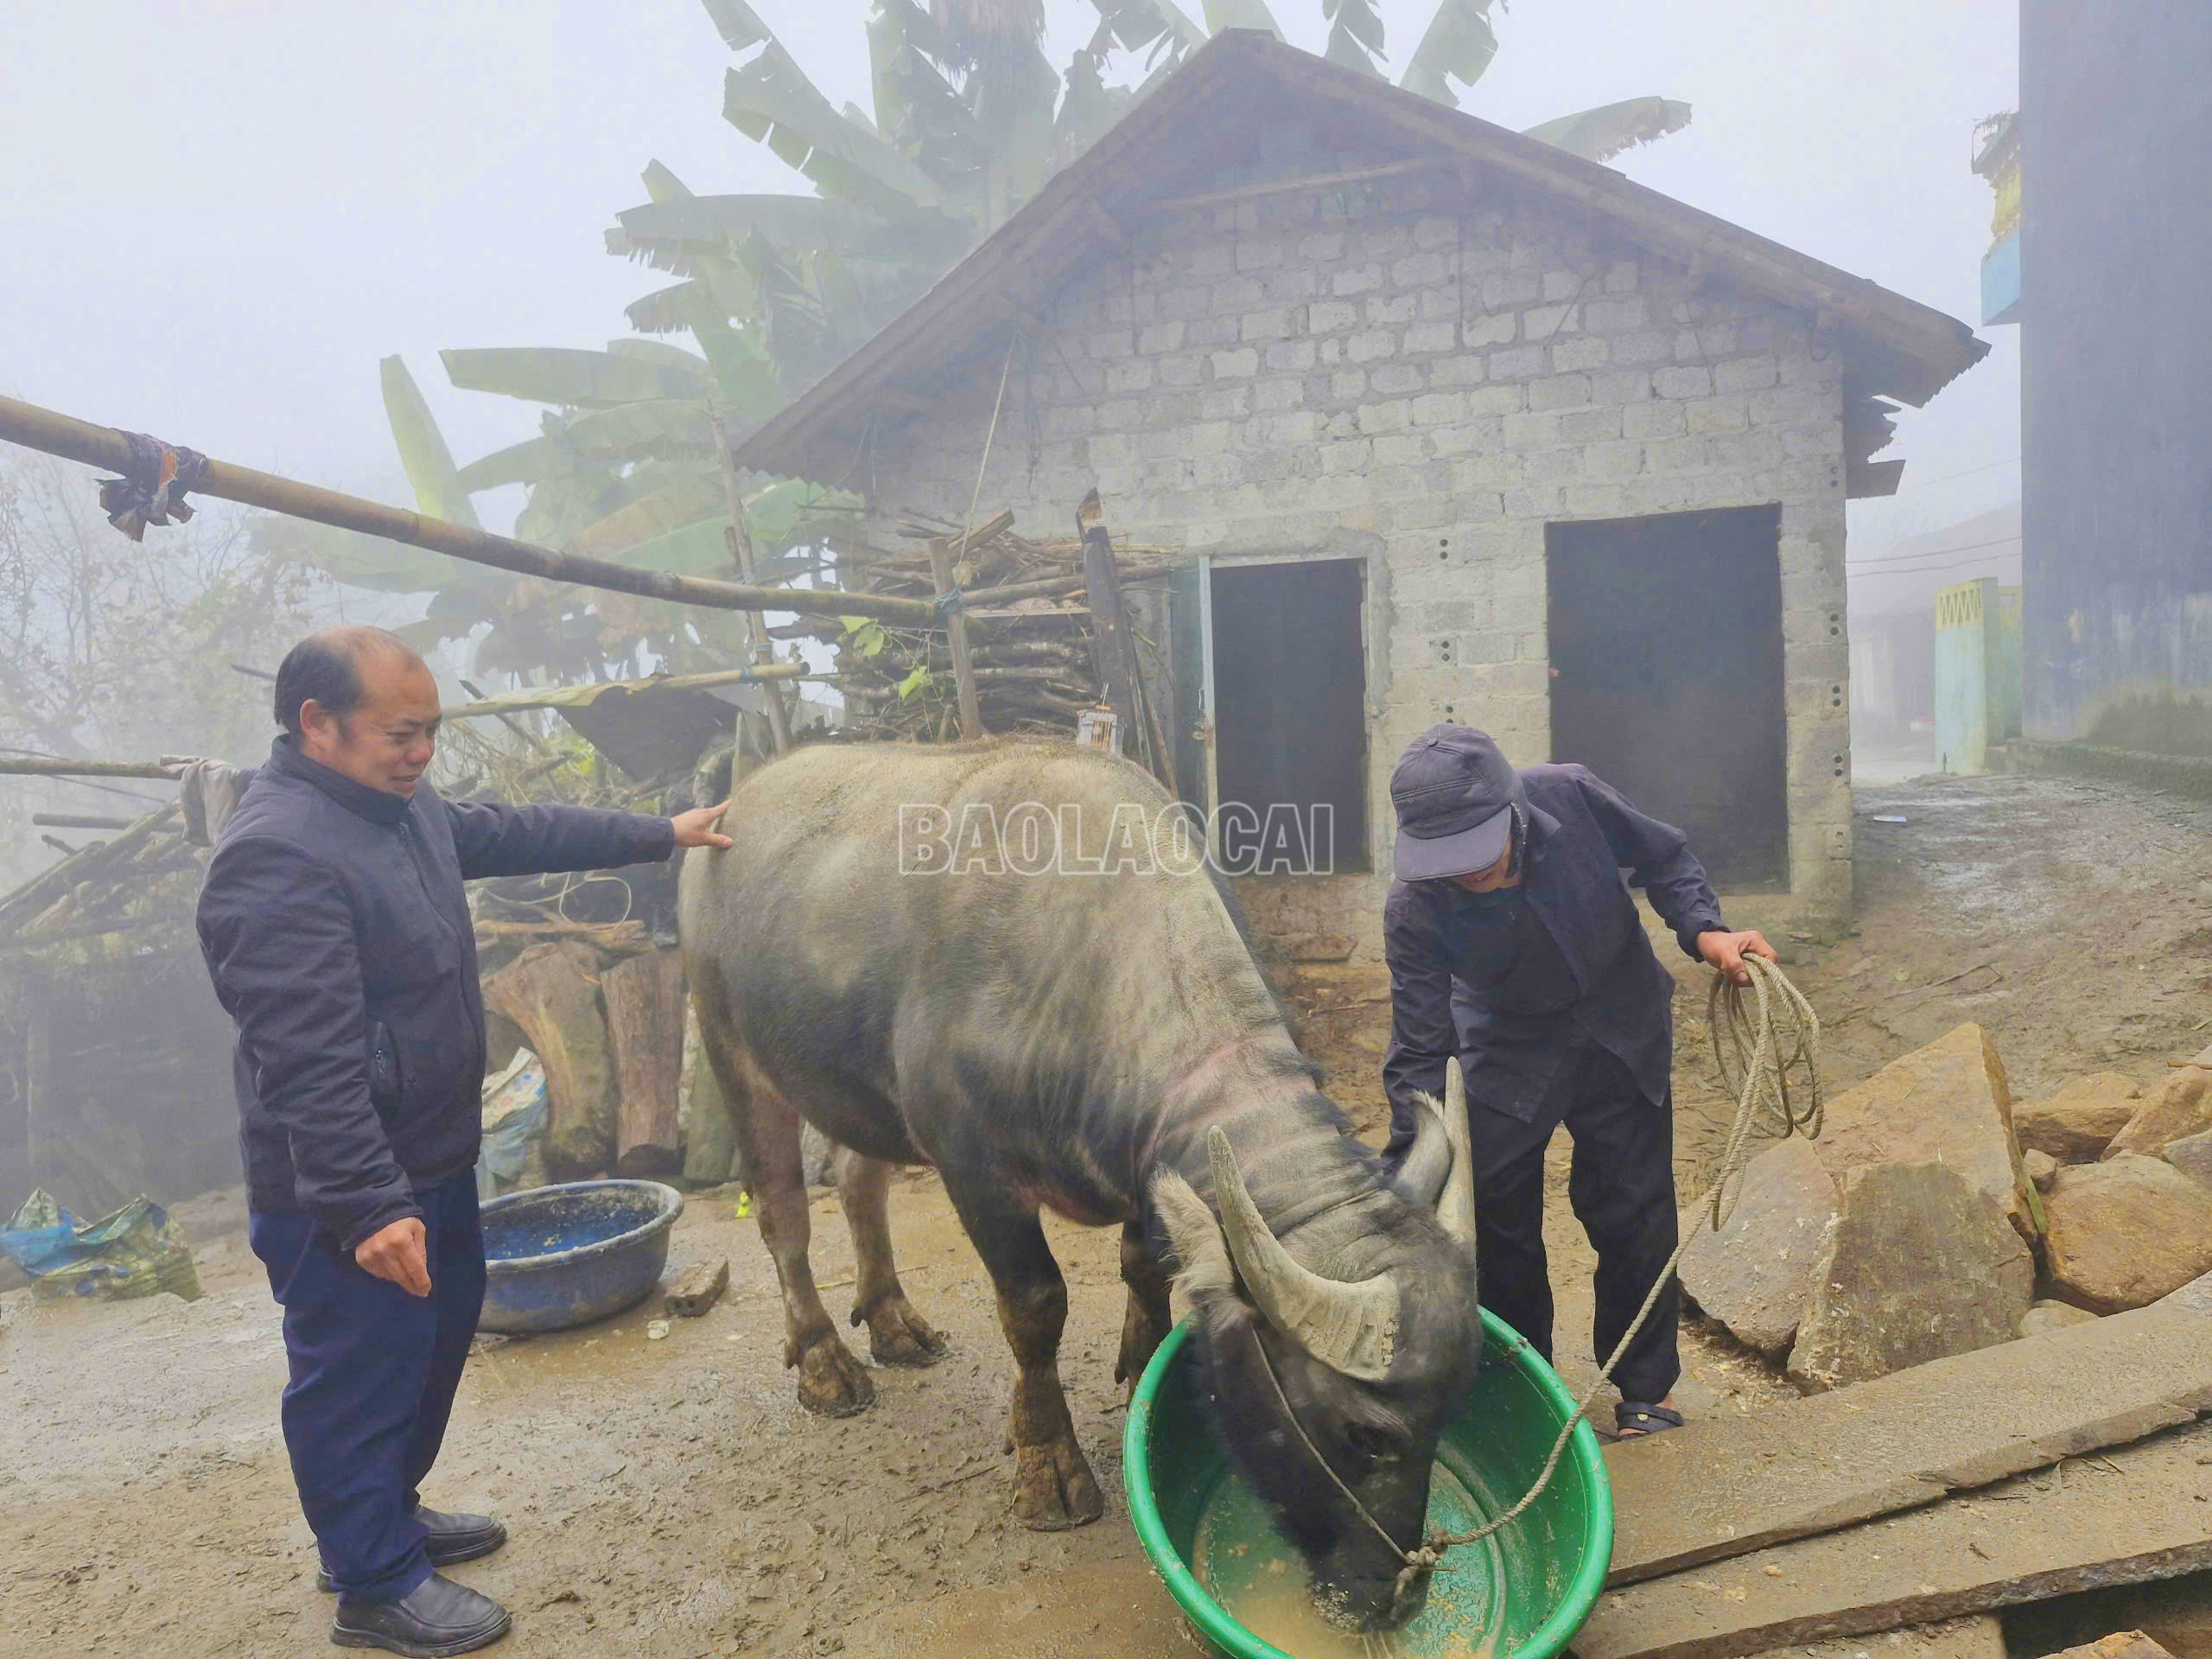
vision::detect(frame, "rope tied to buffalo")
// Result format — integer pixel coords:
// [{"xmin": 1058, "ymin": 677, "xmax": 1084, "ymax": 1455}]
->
[{"xmin": 1255, "ymin": 955, "xmax": 1825, "ymax": 1603}]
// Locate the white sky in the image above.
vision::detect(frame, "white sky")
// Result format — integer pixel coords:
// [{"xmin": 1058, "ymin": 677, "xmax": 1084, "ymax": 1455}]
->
[{"xmin": 2, "ymin": 0, "xmax": 2019, "ymax": 575}]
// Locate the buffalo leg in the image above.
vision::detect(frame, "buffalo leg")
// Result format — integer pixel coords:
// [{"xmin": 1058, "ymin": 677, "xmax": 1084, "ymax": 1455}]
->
[
  {"xmin": 944, "ymin": 1187, "xmax": 1103, "ymax": 1530},
  {"xmin": 1115, "ymin": 1221, "xmax": 1172, "ymax": 1398},
  {"xmin": 835, "ymin": 1147, "xmax": 949, "ymax": 1368},
  {"xmin": 709, "ymin": 1031, "xmax": 873, "ymax": 1418}
]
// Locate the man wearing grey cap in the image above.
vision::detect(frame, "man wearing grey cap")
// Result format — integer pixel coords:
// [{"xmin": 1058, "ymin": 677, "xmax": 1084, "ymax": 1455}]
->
[{"xmin": 1381, "ymin": 724, "xmax": 1772, "ymax": 1439}]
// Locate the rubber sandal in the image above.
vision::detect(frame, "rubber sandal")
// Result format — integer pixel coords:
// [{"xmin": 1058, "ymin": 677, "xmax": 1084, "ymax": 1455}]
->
[{"xmin": 1613, "ymin": 1402, "xmax": 1684, "ymax": 1439}]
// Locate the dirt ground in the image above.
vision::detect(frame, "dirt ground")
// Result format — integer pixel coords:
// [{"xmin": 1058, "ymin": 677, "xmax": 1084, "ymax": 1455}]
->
[{"xmin": 3, "ymin": 771, "xmax": 2209, "ymax": 1658}]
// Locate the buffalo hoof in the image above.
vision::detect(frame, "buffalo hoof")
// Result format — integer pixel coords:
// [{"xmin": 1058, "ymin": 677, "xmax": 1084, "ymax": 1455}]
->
[
  {"xmin": 855, "ymin": 1294, "xmax": 950, "ymax": 1369},
  {"xmin": 1010, "ymin": 1437, "xmax": 1104, "ymax": 1531},
  {"xmin": 794, "ymin": 1337, "xmax": 875, "ymax": 1419}
]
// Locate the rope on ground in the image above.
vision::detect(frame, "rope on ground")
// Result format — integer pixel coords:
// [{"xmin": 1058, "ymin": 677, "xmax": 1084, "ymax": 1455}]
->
[{"xmin": 1405, "ymin": 956, "xmax": 1824, "ymax": 1581}]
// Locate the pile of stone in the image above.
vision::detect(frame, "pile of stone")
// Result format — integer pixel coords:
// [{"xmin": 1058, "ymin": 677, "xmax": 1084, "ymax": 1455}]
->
[{"xmin": 1682, "ymin": 1027, "xmax": 2212, "ymax": 1389}]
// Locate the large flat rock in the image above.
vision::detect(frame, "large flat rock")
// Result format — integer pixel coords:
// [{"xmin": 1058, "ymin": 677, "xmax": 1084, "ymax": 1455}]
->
[
  {"xmin": 2108, "ymin": 1064, "xmax": 2212, "ymax": 1160},
  {"xmin": 2016, "ymin": 1073, "xmax": 2143, "ymax": 1163},
  {"xmin": 2163, "ymin": 1129, "xmax": 2212, "ymax": 1192},
  {"xmin": 1578, "ymin": 1419, "xmax": 2212, "ymax": 1659},
  {"xmin": 1606, "ymin": 1303, "xmax": 2212, "ymax": 1586},
  {"xmin": 1681, "ymin": 1138, "xmax": 1838, "ymax": 1357},
  {"xmin": 2045, "ymin": 1154, "xmax": 2212, "ymax": 1314},
  {"xmin": 1787, "ymin": 1162, "xmax": 2033, "ymax": 1391},
  {"xmin": 2154, "ymin": 1270, "xmax": 2212, "ymax": 1319},
  {"xmin": 1813, "ymin": 1023, "xmax": 2037, "ymax": 1240}
]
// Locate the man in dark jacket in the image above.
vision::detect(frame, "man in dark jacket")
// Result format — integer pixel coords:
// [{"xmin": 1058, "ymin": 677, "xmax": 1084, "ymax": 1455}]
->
[
  {"xmin": 1382, "ymin": 725, "xmax": 1772, "ymax": 1440},
  {"xmin": 197, "ymin": 626, "xmax": 734, "ymax": 1656}
]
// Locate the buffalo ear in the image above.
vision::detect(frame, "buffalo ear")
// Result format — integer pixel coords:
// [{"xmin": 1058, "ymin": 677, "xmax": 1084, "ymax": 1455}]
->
[{"xmin": 1151, "ymin": 1167, "xmax": 1235, "ymax": 1304}]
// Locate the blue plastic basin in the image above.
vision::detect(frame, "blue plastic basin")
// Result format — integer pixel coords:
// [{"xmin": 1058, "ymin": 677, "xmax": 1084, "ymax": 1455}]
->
[{"xmin": 478, "ymin": 1179, "xmax": 683, "ymax": 1334}]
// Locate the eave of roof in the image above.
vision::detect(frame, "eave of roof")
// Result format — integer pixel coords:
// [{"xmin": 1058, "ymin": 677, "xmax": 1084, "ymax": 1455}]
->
[{"xmin": 737, "ymin": 30, "xmax": 1988, "ymax": 484}]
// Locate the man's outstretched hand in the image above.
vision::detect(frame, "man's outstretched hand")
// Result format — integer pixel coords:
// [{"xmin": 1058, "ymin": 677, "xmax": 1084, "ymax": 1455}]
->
[
  {"xmin": 1696, "ymin": 928, "xmax": 1778, "ymax": 987},
  {"xmin": 673, "ymin": 799, "xmax": 734, "ymax": 850},
  {"xmin": 356, "ymin": 1216, "xmax": 431, "ymax": 1297}
]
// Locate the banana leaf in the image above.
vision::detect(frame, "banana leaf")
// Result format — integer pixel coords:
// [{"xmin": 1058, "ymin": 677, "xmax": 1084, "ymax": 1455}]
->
[
  {"xmin": 379, "ymin": 356, "xmax": 481, "ymax": 529},
  {"xmin": 1323, "ymin": 0, "xmax": 1387, "ymax": 75},
  {"xmin": 1522, "ymin": 97, "xmax": 1693, "ymax": 163},
  {"xmin": 440, "ymin": 346, "xmax": 713, "ymax": 409},
  {"xmin": 972, "ymin": 36, "xmax": 1062, "ymax": 212},
  {"xmin": 1056, "ymin": 47, "xmax": 1131, "ymax": 163},
  {"xmin": 868, "ymin": 8, "xmax": 988, "ymax": 206},
  {"xmin": 698, "ymin": 0, "xmax": 772, "ymax": 53},
  {"xmin": 1400, "ymin": 0, "xmax": 1499, "ymax": 107},
  {"xmin": 723, "ymin": 41, "xmax": 944, "ymax": 217},
  {"xmin": 566, "ymin": 467, "xmax": 727, "ymax": 560},
  {"xmin": 1084, "ymin": 0, "xmax": 1207, "ymax": 62},
  {"xmin": 454, "ymin": 432, "xmax": 567, "ymax": 495}
]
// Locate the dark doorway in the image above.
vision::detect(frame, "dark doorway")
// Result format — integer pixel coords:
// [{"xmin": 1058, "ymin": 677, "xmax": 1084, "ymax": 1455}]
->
[
  {"xmin": 1547, "ymin": 506, "xmax": 1788, "ymax": 887},
  {"xmin": 1211, "ymin": 559, "xmax": 1369, "ymax": 874}
]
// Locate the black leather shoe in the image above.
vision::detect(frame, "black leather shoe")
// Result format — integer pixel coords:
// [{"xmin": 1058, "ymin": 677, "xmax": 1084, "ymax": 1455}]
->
[
  {"xmin": 317, "ymin": 1509, "xmax": 507, "ymax": 1592},
  {"xmin": 332, "ymin": 1572, "xmax": 511, "ymax": 1656}
]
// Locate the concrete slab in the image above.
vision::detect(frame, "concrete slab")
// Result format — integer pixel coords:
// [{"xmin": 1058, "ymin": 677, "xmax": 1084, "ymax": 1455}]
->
[
  {"xmin": 1607, "ymin": 1305, "xmax": 2212, "ymax": 1586},
  {"xmin": 1578, "ymin": 1420, "xmax": 2212, "ymax": 1659}
]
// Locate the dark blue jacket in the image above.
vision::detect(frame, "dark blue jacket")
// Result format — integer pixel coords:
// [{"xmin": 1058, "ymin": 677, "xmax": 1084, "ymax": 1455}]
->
[
  {"xmin": 196, "ymin": 738, "xmax": 676, "ymax": 1249},
  {"xmin": 1382, "ymin": 763, "xmax": 1725, "ymax": 1132}
]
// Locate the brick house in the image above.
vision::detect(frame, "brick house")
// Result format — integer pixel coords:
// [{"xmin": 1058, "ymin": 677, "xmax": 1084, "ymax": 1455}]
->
[{"xmin": 738, "ymin": 32, "xmax": 1986, "ymax": 961}]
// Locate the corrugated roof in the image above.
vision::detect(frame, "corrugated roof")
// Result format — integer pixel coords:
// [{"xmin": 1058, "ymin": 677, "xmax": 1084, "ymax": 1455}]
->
[{"xmin": 737, "ymin": 30, "xmax": 1987, "ymax": 483}]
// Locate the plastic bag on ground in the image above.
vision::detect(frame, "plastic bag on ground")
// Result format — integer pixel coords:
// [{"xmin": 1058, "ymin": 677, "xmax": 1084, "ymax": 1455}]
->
[
  {"xmin": 476, "ymin": 1047, "xmax": 549, "ymax": 1200},
  {"xmin": 0, "ymin": 1189, "xmax": 202, "ymax": 1302}
]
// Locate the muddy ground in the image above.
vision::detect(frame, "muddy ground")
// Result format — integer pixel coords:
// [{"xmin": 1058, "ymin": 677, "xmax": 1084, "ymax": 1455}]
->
[{"xmin": 3, "ymin": 772, "xmax": 2209, "ymax": 1658}]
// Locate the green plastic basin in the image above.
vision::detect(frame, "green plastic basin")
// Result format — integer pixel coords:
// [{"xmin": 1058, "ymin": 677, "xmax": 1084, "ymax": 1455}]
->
[{"xmin": 1123, "ymin": 1310, "xmax": 1614, "ymax": 1659}]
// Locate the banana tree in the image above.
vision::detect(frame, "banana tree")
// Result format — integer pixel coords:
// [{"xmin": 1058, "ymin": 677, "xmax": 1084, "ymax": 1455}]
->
[{"xmin": 311, "ymin": 0, "xmax": 1687, "ymax": 684}]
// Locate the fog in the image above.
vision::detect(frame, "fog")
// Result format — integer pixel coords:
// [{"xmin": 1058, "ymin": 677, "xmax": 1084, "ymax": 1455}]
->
[{"xmin": 3, "ymin": 0, "xmax": 2018, "ymax": 567}]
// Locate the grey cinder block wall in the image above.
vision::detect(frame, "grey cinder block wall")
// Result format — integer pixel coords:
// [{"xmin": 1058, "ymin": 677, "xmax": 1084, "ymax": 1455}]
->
[{"xmin": 858, "ymin": 141, "xmax": 1853, "ymax": 962}]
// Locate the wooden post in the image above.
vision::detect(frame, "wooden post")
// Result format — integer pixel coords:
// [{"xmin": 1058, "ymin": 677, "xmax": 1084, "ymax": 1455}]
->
[
  {"xmin": 483, "ymin": 942, "xmax": 619, "ymax": 1179},
  {"xmin": 709, "ymin": 415, "xmax": 792, "ymax": 757},
  {"xmin": 30, "ymin": 814, "xmax": 135, "ymax": 830},
  {"xmin": 22, "ymin": 979, "xmax": 48, "ymax": 1195},
  {"xmin": 604, "ymin": 947, "xmax": 686, "ymax": 1181},
  {"xmin": 1077, "ymin": 491, "xmax": 1176, "ymax": 791},
  {"xmin": 929, "ymin": 531, "xmax": 988, "ymax": 741},
  {"xmin": 0, "ymin": 395, "xmax": 936, "ymax": 626}
]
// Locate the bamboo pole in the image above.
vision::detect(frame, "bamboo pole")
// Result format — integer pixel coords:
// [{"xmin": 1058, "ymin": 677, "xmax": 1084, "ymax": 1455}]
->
[
  {"xmin": 0, "ymin": 757, "xmax": 177, "ymax": 780},
  {"xmin": 0, "ymin": 395, "xmax": 936, "ymax": 625},
  {"xmin": 30, "ymin": 814, "xmax": 135, "ymax": 830},
  {"xmin": 0, "ymin": 800, "xmax": 181, "ymax": 937}
]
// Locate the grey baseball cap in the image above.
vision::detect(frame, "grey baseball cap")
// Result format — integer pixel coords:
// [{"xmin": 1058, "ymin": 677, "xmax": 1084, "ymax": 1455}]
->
[{"xmin": 1389, "ymin": 725, "xmax": 1520, "ymax": 881}]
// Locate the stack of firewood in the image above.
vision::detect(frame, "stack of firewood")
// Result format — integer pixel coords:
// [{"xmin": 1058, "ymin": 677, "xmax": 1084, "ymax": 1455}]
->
[{"xmin": 768, "ymin": 509, "xmax": 1175, "ymax": 741}]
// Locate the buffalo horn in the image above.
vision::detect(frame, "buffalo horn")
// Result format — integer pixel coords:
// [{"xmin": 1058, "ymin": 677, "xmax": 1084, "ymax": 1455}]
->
[
  {"xmin": 1207, "ymin": 1127, "xmax": 1401, "ymax": 1382},
  {"xmin": 1436, "ymin": 1058, "xmax": 1478, "ymax": 1255},
  {"xmin": 1396, "ymin": 1094, "xmax": 1455, "ymax": 1209}
]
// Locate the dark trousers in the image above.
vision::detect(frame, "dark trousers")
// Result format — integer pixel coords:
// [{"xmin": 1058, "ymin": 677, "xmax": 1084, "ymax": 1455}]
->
[
  {"xmin": 248, "ymin": 1168, "xmax": 486, "ymax": 1600},
  {"xmin": 1465, "ymin": 1040, "xmax": 1681, "ymax": 1406}
]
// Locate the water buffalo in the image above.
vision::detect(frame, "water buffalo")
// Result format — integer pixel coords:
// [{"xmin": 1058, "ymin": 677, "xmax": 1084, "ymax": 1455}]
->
[{"xmin": 679, "ymin": 741, "xmax": 1480, "ymax": 1629}]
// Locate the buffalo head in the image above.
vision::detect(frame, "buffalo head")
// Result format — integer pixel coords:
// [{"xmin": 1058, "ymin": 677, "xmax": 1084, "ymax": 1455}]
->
[{"xmin": 1153, "ymin": 1059, "xmax": 1482, "ymax": 1631}]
